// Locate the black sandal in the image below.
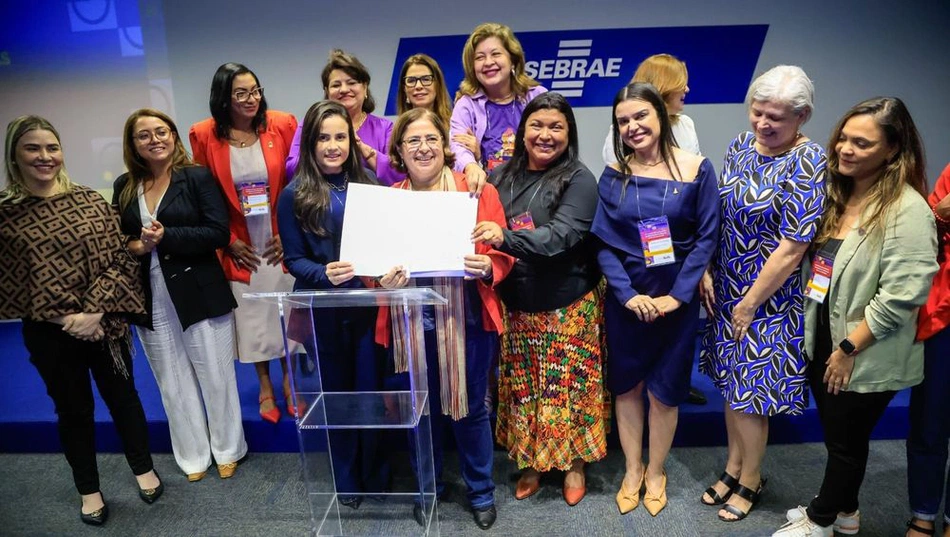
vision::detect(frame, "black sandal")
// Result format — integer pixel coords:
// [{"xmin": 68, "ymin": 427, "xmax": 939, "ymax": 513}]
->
[
  {"xmin": 906, "ymin": 518, "xmax": 936, "ymax": 536},
  {"xmin": 701, "ymin": 471, "xmax": 739, "ymax": 506},
  {"xmin": 717, "ymin": 478, "xmax": 767, "ymax": 522}
]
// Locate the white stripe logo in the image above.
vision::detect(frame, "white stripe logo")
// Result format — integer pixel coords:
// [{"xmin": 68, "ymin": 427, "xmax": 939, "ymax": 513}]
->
[{"xmin": 525, "ymin": 38, "xmax": 623, "ymax": 99}]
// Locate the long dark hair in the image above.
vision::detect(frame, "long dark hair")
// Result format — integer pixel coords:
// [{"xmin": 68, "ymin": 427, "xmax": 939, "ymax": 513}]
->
[
  {"xmin": 611, "ymin": 82, "xmax": 683, "ymax": 192},
  {"xmin": 816, "ymin": 97, "xmax": 926, "ymax": 244},
  {"xmin": 495, "ymin": 92, "xmax": 579, "ymax": 206},
  {"xmin": 293, "ymin": 100, "xmax": 375, "ymax": 236},
  {"xmin": 396, "ymin": 54, "xmax": 452, "ymax": 126},
  {"xmin": 210, "ymin": 62, "xmax": 269, "ymax": 140}
]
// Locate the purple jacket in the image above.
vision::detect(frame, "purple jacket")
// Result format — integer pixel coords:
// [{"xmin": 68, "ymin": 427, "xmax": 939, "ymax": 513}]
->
[
  {"xmin": 285, "ymin": 113, "xmax": 403, "ymax": 186},
  {"xmin": 449, "ymin": 85, "xmax": 547, "ymax": 172}
]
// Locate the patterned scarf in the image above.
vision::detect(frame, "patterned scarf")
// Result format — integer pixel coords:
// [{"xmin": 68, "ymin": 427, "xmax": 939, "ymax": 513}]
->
[{"xmin": 390, "ymin": 168, "xmax": 469, "ymax": 420}]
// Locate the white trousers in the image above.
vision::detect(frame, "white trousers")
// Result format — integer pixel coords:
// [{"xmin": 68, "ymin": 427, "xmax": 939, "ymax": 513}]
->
[{"xmin": 138, "ymin": 264, "xmax": 247, "ymax": 474}]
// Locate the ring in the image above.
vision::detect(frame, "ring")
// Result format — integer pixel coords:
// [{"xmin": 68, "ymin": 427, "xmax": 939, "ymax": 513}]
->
[{"xmin": 481, "ymin": 269, "xmax": 487, "ymax": 276}]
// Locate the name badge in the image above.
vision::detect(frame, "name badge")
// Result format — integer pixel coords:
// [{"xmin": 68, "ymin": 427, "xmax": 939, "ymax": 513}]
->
[
  {"xmin": 805, "ymin": 253, "xmax": 834, "ymax": 303},
  {"xmin": 238, "ymin": 181, "xmax": 269, "ymax": 216},
  {"xmin": 508, "ymin": 211, "xmax": 535, "ymax": 231},
  {"xmin": 639, "ymin": 215, "xmax": 675, "ymax": 267}
]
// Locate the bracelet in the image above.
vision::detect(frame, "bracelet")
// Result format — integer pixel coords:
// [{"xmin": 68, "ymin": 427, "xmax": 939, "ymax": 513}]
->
[{"xmin": 934, "ymin": 206, "xmax": 950, "ymax": 225}]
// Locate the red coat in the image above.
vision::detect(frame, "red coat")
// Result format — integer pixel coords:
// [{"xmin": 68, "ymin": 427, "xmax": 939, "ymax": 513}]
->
[
  {"xmin": 189, "ymin": 110, "xmax": 298, "ymax": 284},
  {"xmin": 375, "ymin": 171, "xmax": 514, "ymax": 346},
  {"xmin": 918, "ymin": 163, "xmax": 950, "ymax": 340}
]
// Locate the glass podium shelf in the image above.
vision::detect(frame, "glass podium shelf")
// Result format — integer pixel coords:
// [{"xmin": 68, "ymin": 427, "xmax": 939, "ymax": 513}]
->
[{"xmin": 297, "ymin": 391, "xmax": 429, "ymax": 430}]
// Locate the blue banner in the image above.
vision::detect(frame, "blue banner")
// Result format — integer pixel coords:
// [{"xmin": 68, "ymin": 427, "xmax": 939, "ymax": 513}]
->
[{"xmin": 386, "ymin": 24, "xmax": 768, "ymax": 115}]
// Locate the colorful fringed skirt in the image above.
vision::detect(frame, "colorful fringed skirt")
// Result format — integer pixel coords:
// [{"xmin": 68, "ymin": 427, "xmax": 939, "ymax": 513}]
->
[{"xmin": 495, "ymin": 285, "xmax": 607, "ymax": 471}]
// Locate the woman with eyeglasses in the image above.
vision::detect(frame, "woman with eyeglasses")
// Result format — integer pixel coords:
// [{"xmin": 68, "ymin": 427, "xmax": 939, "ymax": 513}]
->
[
  {"xmin": 450, "ymin": 23, "xmax": 547, "ymax": 196},
  {"xmin": 277, "ymin": 100, "xmax": 389, "ymax": 507},
  {"xmin": 376, "ymin": 108, "xmax": 514, "ymax": 530},
  {"xmin": 396, "ymin": 54, "xmax": 453, "ymax": 128},
  {"xmin": 189, "ymin": 62, "xmax": 303, "ymax": 425},
  {"xmin": 114, "ymin": 108, "xmax": 246, "ymax": 482},
  {"xmin": 1, "ymin": 115, "xmax": 160, "ymax": 526},
  {"xmin": 286, "ymin": 49, "xmax": 402, "ymax": 185}
]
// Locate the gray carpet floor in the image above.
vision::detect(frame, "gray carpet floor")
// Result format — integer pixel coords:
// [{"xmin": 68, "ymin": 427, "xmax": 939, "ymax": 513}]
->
[{"xmin": 0, "ymin": 440, "xmax": 923, "ymax": 536}]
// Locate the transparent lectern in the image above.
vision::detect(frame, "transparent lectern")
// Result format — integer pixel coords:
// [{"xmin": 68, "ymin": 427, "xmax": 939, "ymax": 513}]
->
[{"xmin": 245, "ymin": 288, "xmax": 446, "ymax": 537}]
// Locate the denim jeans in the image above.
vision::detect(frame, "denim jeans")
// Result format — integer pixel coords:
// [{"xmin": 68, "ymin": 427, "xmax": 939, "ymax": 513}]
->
[{"xmin": 908, "ymin": 325, "xmax": 950, "ymax": 524}]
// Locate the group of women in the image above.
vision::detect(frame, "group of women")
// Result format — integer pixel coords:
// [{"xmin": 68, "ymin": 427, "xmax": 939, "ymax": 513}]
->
[{"xmin": 1, "ymin": 20, "xmax": 949, "ymax": 537}]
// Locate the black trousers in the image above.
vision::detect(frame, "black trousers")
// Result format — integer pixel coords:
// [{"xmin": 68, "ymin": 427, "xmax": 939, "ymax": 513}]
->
[
  {"xmin": 805, "ymin": 335, "xmax": 896, "ymax": 526},
  {"xmin": 22, "ymin": 320, "xmax": 154, "ymax": 495}
]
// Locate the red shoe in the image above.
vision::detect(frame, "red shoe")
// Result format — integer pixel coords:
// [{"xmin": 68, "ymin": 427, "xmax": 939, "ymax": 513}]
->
[
  {"xmin": 286, "ymin": 397, "xmax": 307, "ymax": 419},
  {"xmin": 564, "ymin": 483, "xmax": 586, "ymax": 506},
  {"xmin": 259, "ymin": 395, "xmax": 280, "ymax": 424},
  {"xmin": 515, "ymin": 472, "xmax": 541, "ymax": 500}
]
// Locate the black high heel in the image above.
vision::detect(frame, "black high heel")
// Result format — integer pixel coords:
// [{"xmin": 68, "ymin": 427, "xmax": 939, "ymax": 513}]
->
[
  {"xmin": 80, "ymin": 500, "xmax": 109, "ymax": 526},
  {"xmin": 138, "ymin": 470, "xmax": 164, "ymax": 504},
  {"xmin": 718, "ymin": 477, "xmax": 767, "ymax": 522}
]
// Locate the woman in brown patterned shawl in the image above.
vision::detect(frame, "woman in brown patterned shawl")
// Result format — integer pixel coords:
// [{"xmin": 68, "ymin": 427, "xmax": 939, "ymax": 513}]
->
[{"xmin": 0, "ymin": 116, "xmax": 162, "ymax": 526}]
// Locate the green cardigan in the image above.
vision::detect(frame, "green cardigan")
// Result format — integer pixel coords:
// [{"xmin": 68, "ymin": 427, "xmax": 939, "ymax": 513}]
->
[{"xmin": 803, "ymin": 183, "xmax": 938, "ymax": 393}]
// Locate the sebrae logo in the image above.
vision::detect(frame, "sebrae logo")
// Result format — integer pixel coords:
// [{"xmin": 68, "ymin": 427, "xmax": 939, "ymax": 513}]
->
[
  {"xmin": 385, "ymin": 25, "xmax": 769, "ymax": 115},
  {"xmin": 525, "ymin": 39, "xmax": 623, "ymax": 98}
]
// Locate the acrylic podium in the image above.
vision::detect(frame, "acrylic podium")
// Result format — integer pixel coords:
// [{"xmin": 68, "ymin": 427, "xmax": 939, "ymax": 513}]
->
[{"xmin": 245, "ymin": 288, "xmax": 446, "ymax": 537}]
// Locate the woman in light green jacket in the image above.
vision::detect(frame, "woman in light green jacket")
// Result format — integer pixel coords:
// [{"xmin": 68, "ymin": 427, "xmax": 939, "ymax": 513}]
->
[{"xmin": 772, "ymin": 97, "xmax": 938, "ymax": 537}]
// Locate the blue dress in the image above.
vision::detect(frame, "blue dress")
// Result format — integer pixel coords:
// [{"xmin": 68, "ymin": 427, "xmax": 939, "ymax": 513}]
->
[
  {"xmin": 699, "ymin": 132, "xmax": 827, "ymax": 416},
  {"xmin": 592, "ymin": 159, "xmax": 719, "ymax": 404}
]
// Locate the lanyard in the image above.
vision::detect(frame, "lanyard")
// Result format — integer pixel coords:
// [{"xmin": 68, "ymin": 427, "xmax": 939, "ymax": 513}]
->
[{"xmin": 509, "ymin": 175, "xmax": 546, "ymax": 215}]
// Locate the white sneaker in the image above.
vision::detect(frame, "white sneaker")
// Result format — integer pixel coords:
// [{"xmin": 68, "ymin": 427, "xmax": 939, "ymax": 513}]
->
[
  {"xmin": 772, "ymin": 516, "xmax": 833, "ymax": 537},
  {"xmin": 786, "ymin": 505, "xmax": 860, "ymax": 534}
]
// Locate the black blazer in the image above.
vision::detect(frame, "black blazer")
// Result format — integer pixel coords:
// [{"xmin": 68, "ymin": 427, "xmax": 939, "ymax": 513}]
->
[{"xmin": 113, "ymin": 166, "xmax": 236, "ymax": 330}]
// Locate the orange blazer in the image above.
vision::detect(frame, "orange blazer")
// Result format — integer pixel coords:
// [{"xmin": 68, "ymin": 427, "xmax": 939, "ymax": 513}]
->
[
  {"xmin": 375, "ymin": 171, "xmax": 515, "ymax": 347},
  {"xmin": 189, "ymin": 110, "xmax": 298, "ymax": 284}
]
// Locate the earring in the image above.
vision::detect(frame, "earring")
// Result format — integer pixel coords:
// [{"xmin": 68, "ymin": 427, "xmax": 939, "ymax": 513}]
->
[{"xmin": 406, "ymin": 98, "xmax": 410, "ymax": 105}]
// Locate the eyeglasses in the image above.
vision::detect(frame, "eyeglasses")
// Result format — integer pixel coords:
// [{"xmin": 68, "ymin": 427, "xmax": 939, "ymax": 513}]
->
[
  {"xmin": 404, "ymin": 75, "xmax": 434, "ymax": 88},
  {"xmin": 233, "ymin": 87, "xmax": 263, "ymax": 102},
  {"xmin": 401, "ymin": 134, "xmax": 442, "ymax": 151},
  {"xmin": 134, "ymin": 128, "xmax": 172, "ymax": 144}
]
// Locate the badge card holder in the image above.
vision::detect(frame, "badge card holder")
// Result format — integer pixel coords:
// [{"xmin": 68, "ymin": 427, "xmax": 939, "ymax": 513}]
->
[
  {"xmin": 508, "ymin": 212, "xmax": 535, "ymax": 231},
  {"xmin": 639, "ymin": 215, "xmax": 676, "ymax": 267},
  {"xmin": 805, "ymin": 252, "xmax": 833, "ymax": 303},
  {"xmin": 239, "ymin": 181, "xmax": 269, "ymax": 216}
]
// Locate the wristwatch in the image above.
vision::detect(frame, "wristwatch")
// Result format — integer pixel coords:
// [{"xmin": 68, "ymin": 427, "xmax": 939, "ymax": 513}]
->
[{"xmin": 838, "ymin": 337, "xmax": 858, "ymax": 356}]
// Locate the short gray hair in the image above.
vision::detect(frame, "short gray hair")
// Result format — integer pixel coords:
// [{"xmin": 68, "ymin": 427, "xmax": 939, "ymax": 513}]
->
[{"xmin": 746, "ymin": 65, "xmax": 814, "ymax": 123}]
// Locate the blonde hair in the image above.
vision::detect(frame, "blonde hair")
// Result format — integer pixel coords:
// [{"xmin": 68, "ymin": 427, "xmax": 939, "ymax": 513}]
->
[
  {"xmin": 631, "ymin": 54, "xmax": 688, "ymax": 120},
  {"xmin": 118, "ymin": 108, "xmax": 193, "ymax": 211},
  {"xmin": 2, "ymin": 115, "xmax": 73, "ymax": 205},
  {"xmin": 396, "ymin": 54, "xmax": 453, "ymax": 127},
  {"xmin": 456, "ymin": 22, "xmax": 539, "ymax": 101}
]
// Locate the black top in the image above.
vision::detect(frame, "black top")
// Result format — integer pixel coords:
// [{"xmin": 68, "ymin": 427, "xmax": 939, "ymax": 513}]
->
[
  {"xmin": 114, "ymin": 166, "xmax": 236, "ymax": 331},
  {"xmin": 489, "ymin": 160, "xmax": 600, "ymax": 312}
]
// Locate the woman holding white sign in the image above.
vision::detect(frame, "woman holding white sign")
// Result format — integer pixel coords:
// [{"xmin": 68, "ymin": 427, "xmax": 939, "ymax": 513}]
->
[
  {"xmin": 276, "ymin": 100, "xmax": 388, "ymax": 507},
  {"xmin": 593, "ymin": 83, "xmax": 719, "ymax": 516},
  {"xmin": 377, "ymin": 107, "xmax": 513, "ymax": 530}
]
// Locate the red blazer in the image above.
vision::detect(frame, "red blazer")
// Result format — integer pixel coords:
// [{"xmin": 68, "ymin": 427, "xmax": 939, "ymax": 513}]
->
[
  {"xmin": 375, "ymin": 171, "xmax": 515, "ymax": 346},
  {"xmin": 918, "ymin": 163, "xmax": 950, "ymax": 341},
  {"xmin": 189, "ymin": 110, "xmax": 298, "ymax": 284}
]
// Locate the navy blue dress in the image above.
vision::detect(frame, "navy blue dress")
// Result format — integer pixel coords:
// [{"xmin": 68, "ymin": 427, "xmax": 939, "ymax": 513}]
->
[{"xmin": 592, "ymin": 159, "xmax": 719, "ymax": 404}]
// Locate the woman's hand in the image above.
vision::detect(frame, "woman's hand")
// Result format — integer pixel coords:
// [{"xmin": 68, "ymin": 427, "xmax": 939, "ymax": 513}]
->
[
  {"xmin": 624, "ymin": 295, "xmax": 660, "ymax": 323},
  {"xmin": 326, "ymin": 261, "xmax": 356, "ymax": 286},
  {"xmin": 378, "ymin": 265, "xmax": 409, "ymax": 289},
  {"xmin": 62, "ymin": 312, "xmax": 105, "ymax": 341},
  {"xmin": 731, "ymin": 298, "xmax": 756, "ymax": 341},
  {"xmin": 355, "ymin": 137, "xmax": 378, "ymax": 168},
  {"xmin": 262, "ymin": 236, "xmax": 284, "ymax": 266},
  {"xmin": 472, "ymin": 221, "xmax": 504, "ymax": 248},
  {"xmin": 463, "ymin": 254, "xmax": 493, "ymax": 280},
  {"xmin": 228, "ymin": 239, "xmax": 261, "ymax": 272},
  {"xmin": 653, "ymin": 295, "xmax": 682, "ymax": 316},
  {"xmin": 823, "ymin": 349, "xmax": 856, "ymax": 395},
  {"xmin": 137, "ymin": 221, "xmax": 165, "ymax": 254},
  {"xmin": 463, "ymin": 163, "xmax": 486, "ymax": 197},
  {"xmin": 452, "ymin": 129, "xmax": 482, "ymax": 162},
  {"xmin": 699, "ymin": 270, "xmax": 716, "ymax": 317}
]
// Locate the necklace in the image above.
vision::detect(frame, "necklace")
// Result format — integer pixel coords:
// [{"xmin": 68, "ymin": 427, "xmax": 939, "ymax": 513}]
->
[
  {"xmin": 229, "ymin": 128, "xmax": 258, "ymax": 148},
  {"xmin": 353, "ymin": 112, "xmax": 367, "ymax": 132},
  {"xmin": 328, "ymin": 173, "xmax": 348, "ymax": 192},
  {"xmin": 488, "ymin": 92, "xmax": 514, "ymax": 104},
  {"xmin": 631, "ymin": 155, "xmax": 664, "ymax": 167},
  {"xmin": 409, "ymin": 171, "xmax": 447, "ymax": 191}
]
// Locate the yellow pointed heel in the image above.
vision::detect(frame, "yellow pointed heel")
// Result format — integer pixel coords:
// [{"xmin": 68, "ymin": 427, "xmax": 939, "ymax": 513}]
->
[
  {"xmin": 615, "ymin": 473, "xmax": 644, "ymax": 515},
  {"xmin": 643, "ymin": 472, "xmax": 668, "ymax": 517}
]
